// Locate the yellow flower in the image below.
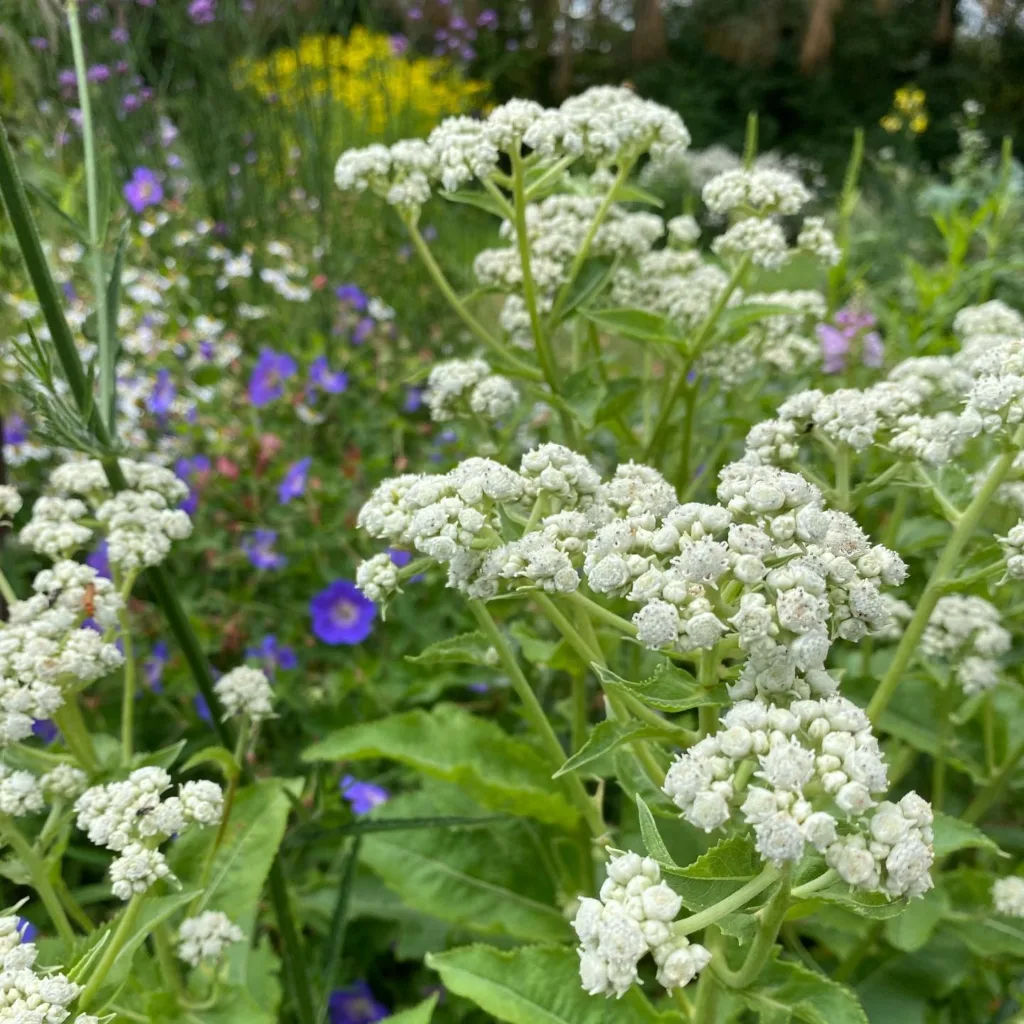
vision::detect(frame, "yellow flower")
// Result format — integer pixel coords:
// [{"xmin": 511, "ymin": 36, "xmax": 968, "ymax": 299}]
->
[
  {"xmin": 894, "ymin": 86, "xmax": 926, "ymax": 114},
  {"xmin": 909, "ymin": 113, "xmax": 928, "ymax": 134},
  {"xmin": 880, "ymin": 115, "xmax": 903, "ymax": 134}
]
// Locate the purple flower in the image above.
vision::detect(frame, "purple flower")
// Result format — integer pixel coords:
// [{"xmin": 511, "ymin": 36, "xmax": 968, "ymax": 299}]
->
[
  {"xmin": 122, "ymin": 94, "xmax": 141, "ymax": 114},
  {"xmin": 3, "ymin": 414, "xmax": 27, "ymax": 446},
  {"xmin": 352, "ymin": 318, "xmax": 375, "ymax": 345},
  {"xmin": 309, "ymin": 357, "xmax": 348, "ymax": 395},
  {"xmin": 32, "ymin": 720, "xmax": 59, "ymax": 744},
  {"xmin": 278, "ymin": 458, "xmax": 312, "ymax": 504},
  {"xmin": 408, "ymin": 6, "xmax": 423, "ymax": 20},
  {"xmin": 17, "ymin": 919, "xmax": 38, "ymax": 942},
  {"xmin": 816, "ymin": 306, "xmax": 885, "ymax": 374},
  {"xmin": 123, "ymin": 167, "xmax": 163, "ymax": 214},
  {"xmin": 246, "ymin": 634, "xmax": 298, "ymax": 675},
  {"xmin": 336, "ymin": 284, "xmax": 368, "ymax": 311},
  {"xmin": 477, "ymin": 9, "xmax": 499, "ymax": 28},
  {"xmin": 188, "ymin": 0, "xmax": 216, "ymax": 24},
  {"xmin": 340, "ymin": 776, "xmax": 389, "ymax": 816},
  {"xmin": 310, "ymin": 581, "xmax": 376, "ymax": 645},
  {"xmin": 390, "ymin": 34, "xmax": 409, "ymax": 55},
  {"xmin": 86, "ymin": 540, "xmax": 111, "ymax": 580},
  {"xmin": 387, "ymin": 548, "xmax": 412, "ymax": 568},
  {"xmin": 194, "ymin": 693, "xmax": 212, "ymax": 723},
  {"xmin": 248, "ymin": 348, "xmax": 297, "ymax": 407},
  {"xmin": 58, "ymin": 70, "xmax": 78, "ymax": 90},
  {"xmin": 87, "ymin": 65, "xmax": 111, "ymax": 83},
  {"xmin": 328, "ymin": 982, "xmax": 389, "ymax": 1024},
  {"xmin": 144, "ymin": 641, "xmax": 169, "ymax": 692},
  {"xmin": 30, "ymin": 37, "xmax": 49, "ymax": 51},
  {"xmin": 403, "ymin": 387, "xmax": 423, "ymax": 414},
  {"xmin": 817, "ymin": 323, "xmax": 849, "ymax": 374},
  {"xmin": 111, "ymin": 26, "xmax": 129, "ymax": 43},
  {"xmin": 243, "ymin": 529, "xmax": 287, "ymax": 571},
  {"xmin": 147, "ymin": 370, "xmax": 176, "ymax": 417}
]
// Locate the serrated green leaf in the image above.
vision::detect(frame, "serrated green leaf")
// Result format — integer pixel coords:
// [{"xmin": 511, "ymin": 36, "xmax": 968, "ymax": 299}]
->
[
  {"xmin": 884, "ymin": 887, "xmax": 949, "ymax": 952},
  {"xmin": 738, "ymin": 955, "xmax": 869, "ymax": 1024},
  {"xmin": 361, "ymin": 790, "xmax": 567, "ymax": 943},
  {"xmin": 303, "ymin": 704, "xmax": 579, "ymax": 829},
  {"xmin": 406, "ymin": 631, "xmax": 496, "ymax": 667},
  {"xmin": 509, "ymin": 621, "xmax": 564, "ymax": 666},
  {"xmin": 554, "ymin": 720, "xmax": 654, "ymax": 778},
  {"xmin": 180, "ymin": 745, "xmax": 240, "ymax": 782},
  {"xmin": 595, "ymin": 662, "xmax": 715, "ymax": 713},
  {"xmin": 382, "ymin": 994, "xmax": 439, "ymax": 1024},
  {"xmin": 169, "ymin": 779, "xmax": 292, "ymax": 933},
  {"xmin": 636, "ymin": 795, "xmax": 676, "ymax": 865},
  {"xmin": 580, "ymin": 306, "xmax": 679, "ymax": 344},
  {"xmin": 426, "ymin": 944, "xmax": 671, "ymax": 1023},
  {"xmin": 662, "ymin": 834, "xmax": 761, "ymax": 911},
  {"xmin": 932, "ymin": 812, "xmax": 1006, "ymax": 858},
  {"xmin": 811, "ymin": 884, "xmax": 908, "ymax": 920}
]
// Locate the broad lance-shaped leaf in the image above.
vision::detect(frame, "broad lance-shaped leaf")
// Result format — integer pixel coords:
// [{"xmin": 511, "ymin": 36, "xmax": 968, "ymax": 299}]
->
[
  {"xmin": 407, "ymin": 631, "xmax": 497, "ymax": 667},
  {"xmin": 931, "ymin": 812, "xmax": 1006, "ymax": 859},
  {"xmin": 580, "ymin": 306, "xmax": 681, "ymax": 345},
  {"xmin": 303, "ymin": 704, "xmax": 579, "ymax": 829},
  {"xmin": 736, "ymin": 955, "xmax": 869, "ymax": 1024},
  {"xmin": 426, "ymin": 945, "xmax": 673, "ymax": 1023},
  {"xmin": 381, "ymin": 994, "xmax": 439, "ymax": 1024},
  {"xmin": 554, "ymin": 719, "xmax": 657, "ymax": 778},
  {"xmin": 169, "ymin": 778, "xmax": 293, "ymax": 933},
  {"xmin": 360, "ymin": 789, "xmax": 568, "ymax": 944},
  {"xmin": 595, "ymin": 662, "xmax": 718, "ymax": 713},
  {"xmin": 662, "ymin": 834, "xmax": 761, "ymax": 911},
  {"xmin": 636, "ymin": 795, "xmax": 676, "ymax": 866}
]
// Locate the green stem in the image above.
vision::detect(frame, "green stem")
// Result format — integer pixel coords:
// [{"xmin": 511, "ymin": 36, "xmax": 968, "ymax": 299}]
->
[
  {"xmin": 79, "ymin": 893, "xmax": 145, "ymax": 1010},
  {"xmin": 54, "ymin": 698, "xmax": 99, "ymax": 775},
  {"xmin": 691, "ymin": 954, "xmax": 719, "ymax": 1023},
  {"xmin": 834, "ymin": 444, "xmax": 851, "ymax": 510},
  {"xmin": 789, "ymin": 869, "xmax": 838, "ymax": 900},
  {"xmin": 867, "ymin": 433, "xmax": 1022, "ymax": 723},
  {"xmin": 674, "ymin": 384, "xmax": 699, "ymax": 491},
  {"xmin": 153, "ymin": 923, "xmax": 185, "ymax": 999},
  {"xmin": 0, "ymin": 817, "xmax": 76, "ymax": 947},
  {"xmin": 118, "ymin": 607, "xmax": 136, "ymax": 767},
  {"xmin": 268, "ymin": 859, "xmax": 317, "ymax": 1024},
  {"xmin": 0, "ymin": 568, "xmax": 17, "ymax": 606},
  {"xmin": 675, "ymin": 866, "xmax": 780, "ymax": 936},
  {"xmin": 697, "ymin": 651, "xmax": 720, "ymax": 738},
  {"xmin": 403, "ymin": 217, "xmax": 540, "ymax": 380},
  {"xmin": 566, "ymin": 590, "xmax": 638, "ymax": 636},
  {"xmin": 714, "ymin": 871, "xmax": 790, "ymax": 989},
  {"xmin": 932, "ymin": 684, "xmax": 952, "ymax": 812},
  {"xmin": 571, "ymin": 673, "xmax": 588, "ymax": 755},
  {"xmin": 469, "ymin": 600, "xmax": 604, "ymax": 837},
  {"xmin": 68, "ymin": 0, "xmax": 112, "ymax": 430},
  {"xmin": 964, "ymin": 737, "xmax": 1024, "ymax": 824}
]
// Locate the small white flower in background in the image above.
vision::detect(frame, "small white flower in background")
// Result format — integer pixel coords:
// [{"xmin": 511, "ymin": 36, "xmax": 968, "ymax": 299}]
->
[
  {"xmin": 993, "ymin": 876, "xmax": 1024, "ymax": 917},
  {"xmin": 424, "ymin": 358, "xmax": 520, "ymax": 424},
  {"xmin": 41, "ymin": 764, "xmax": 88, "ymax": 801},
  {"xmin": 0, "ymin": 765, "xmax": 44, "ymax": 816},
  {"xmin": 667, "ymin": 214, "xmax": 701, "ymax": 247},
  {"xmin": 356, "ymin": 553, "xmax": 402, "ymax": 605},
  {"xmin": 702, "ymin": 168, "xmax": 811, "ymax": 216},
  {"xmin": 712, "ymin": 217, "xmax": 790, "ymax": 270},
  {"xmin": 0, "ymin": 485, "xmax": 22, "ymax": 519},
  {"xmin": 109, "ymin": 842, "xmax": 173, "ymax": 900},
  {"xmin": 214, "ymin": 666, "xmax": 275, "ymax": 722},
  {"xmin": 797, "ymin": 216, "xmax": 841, "ymax": 266},
  {"xmin": 572, "ymin": 851, "xmax": 709, "ymax": 998},
  {"xmin": 920, "ymin": 595, "xmax": 1010, "ymax": 694},
  {"xmin": 998, "ymin": 520, "xmax": 1024, "ymax": 580},
  {"xmin": 19, "ymin": 496, "xmax": 93, "ymax": 559},
  {"xmin": 953, "ymin": 300, "xmax": 1024, "ymax": 340},
  {"xmin": 177, "ymin": 911, "xmax": 245, "ymax": 967},
  {"xmin": 179, "ymin": 780, "xmax": 225, "ymax": 826}
]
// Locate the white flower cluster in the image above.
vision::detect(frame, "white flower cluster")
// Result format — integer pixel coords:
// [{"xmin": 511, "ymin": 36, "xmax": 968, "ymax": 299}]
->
[
  {"xmin": 177, "ymin": 911, "xmax": 245, "ymax": 967},
  {"xmin": 335, "ymin": 87, "xmax": 689, "ymax": 214},
  {"xmin": 0, "ymin": 765, "xmax": 43, "ymax": 817},
  {"xmin": 0, "ymin": 575, "xmax": 123, "ymax": 745},
  {"xmin": 919, "ymin": 595, "xmax": 1010, "ymax": 695},
  {"xmin": 74, "ymin": 767, "xmax": 223, "ymax": 900},
  {"xmin": 664, "ymin": 696, "xmax": 934, "ymax": 897},
  {"xmin": 999, "ymin": 519, "xmax": 1024, "ymax": 579},
  {"xmin": 0, "ymin": 486, "xmax": 22, "ymax": 519},
  {"xmin": 214, "ymin": 666, "xmax": 275, "ymax": 722},
  {"xmin": 702, "ymin": 168, "xmax": 812, "ymax": 216},
  {"xmin": 424, "ymin": 358, "xmax": 519, "ymax": 423},
  {"xmin": 21, "ymin": 459, "xmax": 191, "ymax": 573},
  {"xmin": 667, "ymin": 214, "xmax": 701, "ymax": 247},
  {"xmin": 0, "ymin": 915, "xmax": 79, "ymax": 1023},
  {"xmin": 712, "ymin": 217, "xmax": 789, "ymax": 270},
  {"xmin": 356, "ymin": 553, "xmax": 401, "ymax": 605},
  {"xmin": 572, "ymin": 851, "xmax": 710, "ymax": 999},
  {"xmin": 40, "ymin": 764, "xmax": 88, "ymax": 801},
  {"xmin": 992, "ymin": 876, "xmax": 1024, "ymax": 917}
]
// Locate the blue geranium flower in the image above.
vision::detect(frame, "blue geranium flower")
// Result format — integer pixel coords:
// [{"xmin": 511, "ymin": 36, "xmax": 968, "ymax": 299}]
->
[
  {"xmin": 310, "ymin": 580, "xmax": 375, "ymax": 645},
  {"xmin": 248, "ymin": 348, "xmax": 298, "ymax": 407},
  {"xmin": 243, "ymin": 529, "xmax": 286, "ymax": 570},
  {"xmin": 309, "ymin": 357, "xmax": 348, "ymax": 395},
  {"xmin": 144, "ymin": 641, "xmax": 169, "ymax": 692},
  {"xmin": 340, "ymin": 776, "xmax": 389, "ymax": 816},
  {"xmin": 328, "ymin": 982, "xmax": 388, "ymax": 1023},
  {"xmin": 278, "ymin": 458, "xmax": 312, "ymax": 504},
  {"xmin": 246, "ymin": 634, "xmax": 298, "ymax": 676}
]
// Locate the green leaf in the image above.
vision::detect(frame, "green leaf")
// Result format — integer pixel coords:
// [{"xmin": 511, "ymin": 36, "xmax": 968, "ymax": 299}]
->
[
  {"xmin": 884, "ymin": 887, "xmax": 949, "ymax": 952},
  {"xmin": 361, "ymin": 789, "xmax": 567, "ymax": 943},
  {"xmin": 104, "ymin": 225, "xmax": 128, "ymax": 355},
  {"xmin": 24, "ymin": 181, "xmax": 90, "ymax": 243},
  {"xmin": 931, "ymin": 812, "xmax": 1006, "ymax": 859},
  {"xmin": 718, "ymin": 302, "xmax": 809, "ymax": 333},
  {"xmin": 636, "ymin": 795, "xmax": 676, "ymax": 865},
  {"xmin": 554, "ymin": 720, "xmax": 654, "ymax": 778},
  {"xmin": 426, "ymin": 944, "xmax": 671, "ymax": 1023},
  {"xmin": 662, "ymin": 835, "xmax": 761, "ymax": 911},
  {"xmin": 580, "ymin": 307, "xmax": 679, "ymax": 344},
  {"xmin": 595, "ymin": 662, "xmax": 716, "ymax": 713},
  {"xmin": 131, "ymin": 738, "xmax": 187, "ymax": 771},
  {"xmin": 738, "ymin": 956, "xmax": 869, "ymax": 1024},
  {"xmin": 170, "ymin": 779, "xmax": 292, "ymax": 933},
  {"xmin": 556, "ymin": 258, "xmax": 615, "ymax": 321},
  {"xmin": 179, "ymin": 745, "xmax": 241, "ymax": 782},
  {"xmin": 952, "ymin": 915, "xmax": 1024, "ymax": 958},
  {"xmin": 441, "ymin": 189, "xmax": 508, "ymax": 218},
  {"xmin": 562, "ymin": 369, "xmax": 608, "ymax": 430},
  {"xmin": 382, "ymin": 995, "xmax": 439, "ymax": 1024},
  {"xmin": 509, "ymin": 621, "xmax": 564, "ymax": 666},
  {"xmin": 611, "ymin": 182, "xmax": 665, "ymax": 208},
  {"xmin": 406, "ymin": 631, "xmax": 496, "ymax": 667},
  {"xmin": 810, "ymin": 884, "xmax": 908, "ymax": 920},
  {"xmin": 303, "ymin": 704, "xmax": 579, "ymax": 829}
]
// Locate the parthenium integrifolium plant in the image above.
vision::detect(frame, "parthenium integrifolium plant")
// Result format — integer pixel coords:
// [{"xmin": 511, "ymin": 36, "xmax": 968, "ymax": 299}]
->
[{"xmin": 330, "ymin": 86, "xmax": 1024, "ymax": 1019}]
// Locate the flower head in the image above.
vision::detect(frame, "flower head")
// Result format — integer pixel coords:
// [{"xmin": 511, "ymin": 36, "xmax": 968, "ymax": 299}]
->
[
  {"xmin": 278, "ymin": 458, "xmax": 312, "ymax": 504},
  {"xmin": 243, "ymin": 529, "xmax": 286, "ymax": 570},
  {"xmin": 310, "ymin": 580, "xmax": 376, "ymax": 645},
  {"xmin": 144, "ymin": 640, "xmax": 170, "ymax": 691},
  {"xmin": 246, "ymin": 634, "xmax": 298, "ymax": 676},
  {"xmin": 147, "ymin": 369, "xmax": 176, "ymax": 417},
  {"xmin": 123, "ymin": 168, "xmax": 163, "ymax": 214},
  {"xmin": 340, "ymin": 776, "xmax": 389, "ymax": 816},
  {"xmin": 188, "ymin": 0, "xmax": 216, "ymax": 23},
  {"xmin": 309, "ymin": 357, "xmax": 348, "ymax": 396},
  {"xmin": 329, "ymin": 982, "xmax": 389, "ymax": 1023},
  {"xmin": 248, "ymin": 348, "xmax": 298, "ymax": 407}
]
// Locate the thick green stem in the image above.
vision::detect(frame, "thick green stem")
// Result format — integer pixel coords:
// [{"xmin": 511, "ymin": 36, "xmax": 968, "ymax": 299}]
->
[
  {"xmin": 714, "ymin": 872, "xmax": 791, "ymax": 989},
  {"xmin": 789, "ymin": 869, "xmax": 838, "ymax": 900},
  {"xmin": 867, "ymin": 434, "xmax": 1022, "ymax": 723},
  {"xmin": 834, "ymin": 444, "xmax": 851, "ymax": 510},
  {"xmin": 404, "ymin": 217, "xmax": 540, "ymax": 380},
  {"xmin": 54, "ymin": 698, "xmax": 99, "ymax": 774},
  {"xmin": 153, "ymin": 923, "xmax": 185, "ymax": 999},
  {"xmin": 469, "ymin": 600, "xmax": 604, "ymax": 837},
  {"xmin": 673, "ymin": 384, "xmax": 699, "ymax": 491},
  {"xmin": 566, "ymin": 590, "xmax": 638, "ymax": 636},
  {"xmin": 0, "ymin": 817, "xmax": 76, "ymax": 947},
  {"xmin": 79, "ymin": 893, "xmax": 145, "ymax": 1009},
  {"xmin": 675, "ymin": 866, "xmax": 780, "ymax": 936},
  {"xmin": 118, "ymin": 607, "xmax": 136, "ymax": 766},
  {"xmin": 68, "ymin": 0, "xmax": 112, "ymax": 429},
  {"xmin": 691, "ymin": 954, "xmax": 719, "ymax": 1023}
]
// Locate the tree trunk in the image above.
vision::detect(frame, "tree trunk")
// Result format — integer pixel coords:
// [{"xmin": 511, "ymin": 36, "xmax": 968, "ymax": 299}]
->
[
  {"xmin": 799, "ymin": 0, "xmax": 842, "ymax": 73},
  {"xmin": 632, "ymin": 0, "xmax": 668, "ymax": 64}
]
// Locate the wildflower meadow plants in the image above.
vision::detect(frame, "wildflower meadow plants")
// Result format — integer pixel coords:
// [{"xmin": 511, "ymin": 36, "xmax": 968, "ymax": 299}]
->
[{"xmin": 3, "ymin": 21, "xmax": 1024, "ymax": 1024}]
